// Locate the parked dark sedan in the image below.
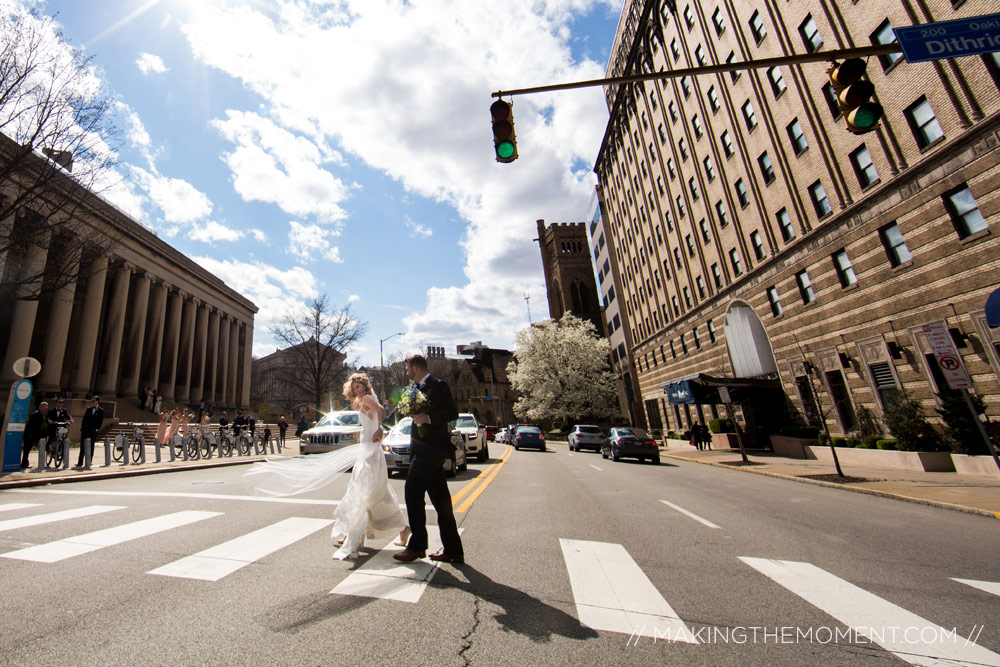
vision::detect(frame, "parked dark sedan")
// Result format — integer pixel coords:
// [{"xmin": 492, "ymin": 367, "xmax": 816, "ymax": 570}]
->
[
  {"xmin": 513, "ymin": 424, "xmax": 546, "ymax": 451},
  {"xmin": 603, "ymin": 427, "xmax": 660, "ymax": 464}
]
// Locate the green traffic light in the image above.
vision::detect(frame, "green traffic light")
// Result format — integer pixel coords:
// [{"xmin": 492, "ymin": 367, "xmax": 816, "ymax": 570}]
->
[{"xmin": 496, "ymin": 141, "xmax": 515, "ymax": 159}]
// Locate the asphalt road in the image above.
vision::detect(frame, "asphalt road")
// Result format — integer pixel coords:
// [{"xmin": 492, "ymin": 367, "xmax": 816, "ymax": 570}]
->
[{"xmin": 1, "ymin": 443, "xmax": 998, "ymax": 666}]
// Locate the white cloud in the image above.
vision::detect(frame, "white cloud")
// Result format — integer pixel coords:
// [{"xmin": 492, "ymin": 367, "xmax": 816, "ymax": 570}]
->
[
  {"xmin": 404, "ymin": 217, "xmax": 432, "ymax": 239},
  {"xmin": 131, "ymin": 166, "xmax": 213, "ymax": 223},
  {"xmin": 136, "ymin": 52, "xmax": 167, "ymax": 74},
  {"xmin": 249, "ymin": 228, "xmax": 269, "ymax": 243},
  {"xmin": 189, "ymin": 220, "xmax": 243, "ymax": 243},
  {"xmin": 348, "ymin": 294, "xmax": 360, "ymax": 302},
  {"xmin": 287, "ymin": 220, "xmax": 342, "ymax": 263}
]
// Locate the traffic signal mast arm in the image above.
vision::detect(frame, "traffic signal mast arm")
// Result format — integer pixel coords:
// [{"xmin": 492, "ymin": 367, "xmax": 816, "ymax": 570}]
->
[{"xmin": 491, "ymin": 43, "xmax": 903, "ymax": 98}]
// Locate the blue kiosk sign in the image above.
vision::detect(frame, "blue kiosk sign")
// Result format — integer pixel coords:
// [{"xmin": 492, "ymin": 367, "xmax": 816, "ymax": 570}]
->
[
  {"xmin": 895, "ymin": 13, "xmax": 1000, "ymax": 63},
  {"xmin": 2, "ymin": 379, "xmax": 33, "ymax": 473}
]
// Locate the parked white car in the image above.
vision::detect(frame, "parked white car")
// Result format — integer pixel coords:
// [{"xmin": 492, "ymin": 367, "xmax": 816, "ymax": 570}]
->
[
  {"xmin": 452, "ymin": 413, "xmax": 488, "ymax": 463},
  {"xmin": 300, "ymin": 411, "xmax": 361, "ymax": 454},
  {"xmin": 382, "ymin": 417, "xmax": 468, "ymax": 478}
]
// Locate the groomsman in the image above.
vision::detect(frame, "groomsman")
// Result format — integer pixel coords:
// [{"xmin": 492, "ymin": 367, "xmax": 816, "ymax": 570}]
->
[{"xmin": 77, "ymin": 396, "xmax": 104, "ymax": 467}]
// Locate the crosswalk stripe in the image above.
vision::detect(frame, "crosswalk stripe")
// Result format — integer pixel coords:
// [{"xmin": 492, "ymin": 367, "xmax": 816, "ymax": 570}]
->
[
  {"xmin": 953, "ymin": 578, "xmax": 1000, "ymax": 597},
  {"xmin": 11, "ymin": 489, "xmax": 340, "ymax": 505},
  {"xmin": 331, "ymin": 526, "xmax": 461, "ymax": 603},
  {"xmin": 741, "ymin": 557, "xmax": 1000, "ymax": 666},
  {"xmin": 0, "ymin": 503, "xmax": 41, "ymax": 513},
  {"xmin": 559, "ymin": 538, "xmax": 698, "ymax": 642},
  {"xmin": 0, "ymin": 505, "xmax": 124, "ymax": 533},
  {"xmin": 149, "ymin": 517, "xmax": 334, "ymax": 581},
  {"xmin": 1, "ymin": 511, "xmax": 221, "ymax": 563},
  {"xmin": 659, "ymin": 500, "xmax": 720, "ymax": 529}
]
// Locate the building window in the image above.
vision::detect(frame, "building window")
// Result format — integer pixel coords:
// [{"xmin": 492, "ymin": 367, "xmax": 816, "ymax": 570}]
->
[
  {"xmin": 648, "ymin": 143, "xmax": 657, "ymax": 163},
  {"xmin": 750, "ymin": 230, "xmax": 766, "ymax": 260},
  {"xmin": 676, "ymin": 195, "xmax": 686, "ymax": 218},
  {"xmin": 715, "ymin": 200, "xmax": 730, "ymax": 227},
  {"xmin": 750, "ymin": 10, "xmax": 766, "ymax": 43},
  {"xmin": 703, "ymin": 156, "xmax": 716, "ymax": 181},
  {"xmin": 777, "ymin": 207, "xmax": 795, "ymax": 241},
  {"xmin": 696, "ymin": 275, "xmax": 707, "ymax": 298},
  {"xmin": 809, "ymin": 180, "xmax": 832, "ymax": 218},
  {"xmin": 683, "ymin": 5, "xmax": 695, "ymax": 30},
  {"xmin": 679, "ymin": 137, "xmax": 689, "ymax": 160},
  {"xmin": 669, "ymin": 101, "xmax": 678, "ymax": 123},
  {"xmin": 663, "ymin": 259, "xmax": 671, "ymax": 279},
  {"xmin": 680, "ymin": 333, "xmax": 688, "ymax": 354},
  {"xmin": 879, "ymin": 221, "xmax": 912, "ymax": 267},
  {"xmin": 672, "ymin": 295, "xmax": 680, "ymax": 316},
  {"xmin": 735, "ymin": 179, "xmax": 750, "ymax": 207},
  {"xmin": 708, "ymin": 320, "xmax": 717, "ymax": 342},
  {"xmin": 727, "ymin": 51, "xmax": 740, "ymax": 82},
  {"xmin": 767, "ymin": 66, "xmax": 787, "ymax": 97},
  {"xmin": 685, "ymin": 234, "xmax": 696, "ymax": 257},
  {"xmin": 787, "ymin": 118, "xmax": 808, "ymax": 155},
  {"xmin": 658, "ymin": 123, "xmax": 667, "ymax": 144},
  {"xmin": 683, "ymin": 286, "xmax": 692, "ymax": 307},
  {"xmin": 712, "ymin": 7, "xmax": 726, "ymax": 35},
  {"xmin": 681, "ymin": 76, "xmax": 692, "ymax": 98},
  {"xmin": 832, "ymin": 249, "xmax": 857, "ymax": 287},
  {"xmin": 721, "ymin": 130, "xmax": 735, "ymax": 158},
  {"xmin": 767, "ymin": 286, "xmax": 783, "ymax": 316},
  {"xmin": 796, "ymin": 270, "xmax": 816, "ymax": 304},
  {"xmin": 799, "ymin": 14, "xmax": 823, "ymax": 53},
  {"xmin": 822, "ymin": 83, "xmax": 842, "ymax": 119},
  {"xmin": 657, "ymin": 176, "xmax": 665, "ymax": 195},
  {"xmin": 650, "ymin": 90, "xmax": 658, "ymax": 110},
  {"xmin": 665, "ymin": 210, "xmax": 675, "ymax": 232},
  {"xmin": 944, "ymin": 184, "xmax": 989, "ymax": 238},
  {"xmin": 849, "ymin": 145, "xmax": 879, "ymax": 188},
  {"xmin": 871, "ymin": 19, "xmax": 901, "ymax": 70},
  {"xmin": 641, "ymin": 111, "xmax": 649, "ymax": 130},
  {"xmin": 758, "ymin": 151, "xmax": 775, "ymax": 184},
  {"xmin": 707, "ymin": 86, "xmax": 721, "ymax": 113},
  {"xmin": 905, "ymin": 96, "xmax": 944, "ymax": 148},
  {"xmin": 671, "ymin": 39, "xmax": 681, "ymax": 61},
  {"xmin": 688, "ymin": 177, "xmax": 700, "ymax": 200},
  {"xmin": 742, "ymin": 100, "xmax": 758, "ymax": 130},
  {"xmin": 711, "ymin": 263, "xmax": 722, "ymax": 288},
  {"xmin": 693, "ymin": 327, "xmax": 701, "ymax": 349},
  {"xmin": 667, "ymin": 157, "xmax": 676, "ymax": 180},
  {"xmin": 984, "ymin": 51, "xmax": 1000, "ymax": 90},
  {"xmin": 695, "ymin": 45, "xmax": 707, "ymax": 67},
  {"xmin": 692, "ymin": 114, "xmax": 703, "ymax": 138},
  {"xmin": 729, "ymin": 248, "xmax": 743, "ymax": 275},
  {"xmin": 699, "ymin": 217, "xmax": 711, "ymax": 243}
]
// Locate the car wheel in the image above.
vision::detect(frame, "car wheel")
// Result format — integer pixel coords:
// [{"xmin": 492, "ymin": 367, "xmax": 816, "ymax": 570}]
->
[
  {"xmin": 459, "ymin": 458, "xmax": 468, "ymax": 472},
  {"xmin": 514, "ymin": 444, "xmax": 520, "ymax": 451},
  {"xmin": 601, "ymin": 449, "xmax": 607, "ymax": 459},
  {"xmin": 480, "ymin": 446, "xmax": 488, "ymax": 462},
  {"xmin": 651, "ymin": 456, "xmax": 660, "ymax": 465},
  {"xmin": 611, "ymin": 449, "xmax": 619, "ymax": 462},
  {"xmin": 541, "ymin": 445, "xmax": 547, "ymax": 452},
  {"xmin": 446, "ymin": 456, "xmax": 457, "ymax": 478}
]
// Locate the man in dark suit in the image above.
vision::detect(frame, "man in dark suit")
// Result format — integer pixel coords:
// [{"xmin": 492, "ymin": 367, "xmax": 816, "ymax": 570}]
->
[
  {"xmin": 20, "ymin": 401, "xmax": 49, "ymax": 471},
  {"xmin": 77, "ymin": 395, "xmax": 104, "ymax": 467},
  {"xmin": 394, "ymin": 354, "xmax": 464, "ymax": 564}
]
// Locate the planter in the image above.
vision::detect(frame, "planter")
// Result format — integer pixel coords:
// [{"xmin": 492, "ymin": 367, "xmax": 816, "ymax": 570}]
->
[
  {"xmin": 664, "ymin": 438, "xmax": 697, "ymax": 450},
  {"xmin": 711, "ymin": 433, "xmax": 740, "ymax": 450},
  {"xmin": 801, "ymin": 445, "xmax": 956, "ymax": 472},
  {"xmin": 770, "ymin": 435, "xmax": 817, "ymax": 459},
  {"xmin": 951, "ymin": 454, "xmax": 1000, "ymax": 478}
]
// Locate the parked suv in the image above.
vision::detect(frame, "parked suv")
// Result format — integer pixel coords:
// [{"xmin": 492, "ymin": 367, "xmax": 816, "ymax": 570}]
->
[
  {"xmin": 451, "ymin": 413, "xmax": 489, "ymax": 463},
  {"xmin": 299, "ymin": 410, "xmax": 361, "ymax": 454},
  {"xmin": 568, "ymin": 424, "xmax": 605, "ymax": 452}
]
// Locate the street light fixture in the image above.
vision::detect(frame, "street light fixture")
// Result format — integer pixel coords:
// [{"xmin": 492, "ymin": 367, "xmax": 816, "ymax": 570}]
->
[{"xmin": 380, "ymin": 332, "xmax": 405, "ymax": 403}]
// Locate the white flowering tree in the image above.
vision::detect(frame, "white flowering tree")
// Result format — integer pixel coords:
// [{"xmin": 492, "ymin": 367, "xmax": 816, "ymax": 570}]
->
[{"xmin": 507, "ymin": 314, "xmax": 619, "ymax": 424}]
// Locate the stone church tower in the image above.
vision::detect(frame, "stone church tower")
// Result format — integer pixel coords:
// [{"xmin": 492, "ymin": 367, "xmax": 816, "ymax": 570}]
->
[{"xmin": 535, "ymin": 219, "xmax": 602, "ymax": 333}]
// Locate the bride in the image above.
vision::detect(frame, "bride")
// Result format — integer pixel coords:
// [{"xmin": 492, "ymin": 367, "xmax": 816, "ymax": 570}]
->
[{"xmin": 244, "ymin": 372, "xmax": 407, "ymax": 560}]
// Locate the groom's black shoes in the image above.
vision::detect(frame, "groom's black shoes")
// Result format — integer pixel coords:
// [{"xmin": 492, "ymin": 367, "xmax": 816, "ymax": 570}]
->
[
  {"xmin": 393, "ymin": 548, "xmax": 425, "ymax": 562},
  {"xmin": 429, "ymin": 550, "xmax": 464, "ymax": 564}
]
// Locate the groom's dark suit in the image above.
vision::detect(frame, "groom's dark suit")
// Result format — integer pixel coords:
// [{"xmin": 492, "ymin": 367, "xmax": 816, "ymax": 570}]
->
[{"xmin": 405, "ymin": 375, "xmax": 463, "ymax": 556}]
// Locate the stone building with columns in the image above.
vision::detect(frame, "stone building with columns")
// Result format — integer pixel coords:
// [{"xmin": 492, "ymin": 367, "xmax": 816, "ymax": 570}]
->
[{"xmin": 0, "ymin": 134, "xmax": 257, "ymax": 415}]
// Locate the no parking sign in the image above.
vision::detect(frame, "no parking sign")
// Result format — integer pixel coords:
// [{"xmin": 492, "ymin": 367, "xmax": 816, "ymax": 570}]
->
[{"xmin": 921, "ymin": 322, "xmax": 972, "ymax": 390}]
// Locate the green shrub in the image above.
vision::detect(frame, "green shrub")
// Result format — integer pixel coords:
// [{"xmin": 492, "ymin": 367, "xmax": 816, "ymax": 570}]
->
[
  {"xmin": 682, "ymin": 430, "xmax": 692, "ymax": 440},
  {"xmin": 845, "ymin": 437, "xmax": 860, "ymax": 448},
  {"xmin": 832, "ymin": 437, "xmax": 848, "ymax": 447},
  {"xmin": 883, "ymin": 391, "xmax": 947, "ymax": 452},
  {"xmin": 708, "ymin": 418, "xmax": 734, "ymax": 433},
  {"xmin": 876, "ymin": 439, "xmax": 898, "ymax": 450},
  {"xmin": 861, "ymin": 435, "xmax": 880, "ymax": 449},
  {"xmin": 818, "ymin": 432, "xmax": 829, "ymax": 445},
  {"xmin": 936, "ymin": 388, "xmax": 990, "ymax": 455}
]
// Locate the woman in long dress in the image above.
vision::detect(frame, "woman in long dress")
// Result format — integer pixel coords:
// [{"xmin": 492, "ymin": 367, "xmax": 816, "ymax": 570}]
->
[{"xmin": 244, "ymin": 372, "xmax": 406, "ymax": 560}]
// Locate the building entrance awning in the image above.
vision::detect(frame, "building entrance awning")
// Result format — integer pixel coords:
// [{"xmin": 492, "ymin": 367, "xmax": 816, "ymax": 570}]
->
[{"xmin": 662, "ymin": 373, "xmax": 782, "ymax": 405}]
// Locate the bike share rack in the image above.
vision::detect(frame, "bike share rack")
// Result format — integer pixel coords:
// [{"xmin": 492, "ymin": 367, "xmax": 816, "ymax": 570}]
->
[{"xmin": 31, "ymin": 436, "xmax": 70, "ymax": 472}]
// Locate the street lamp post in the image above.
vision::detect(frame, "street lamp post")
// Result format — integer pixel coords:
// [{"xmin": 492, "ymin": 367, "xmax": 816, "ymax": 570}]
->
[{"xmin": 380, "ymin": 332, "xmax": 404, "ymax": 404}]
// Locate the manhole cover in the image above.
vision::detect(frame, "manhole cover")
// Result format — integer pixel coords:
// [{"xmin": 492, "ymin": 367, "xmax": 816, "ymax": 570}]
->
[{"xmin": 191, "ymin": 481, "xmax": 225, "ymax": 486}]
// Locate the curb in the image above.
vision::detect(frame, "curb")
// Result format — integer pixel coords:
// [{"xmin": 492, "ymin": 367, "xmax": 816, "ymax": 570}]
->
[
  {"xmin": 661, "ymin": 452, "xmax": 1000, "ymax": 520},
  {"xmin": 0, "ymin": 456, "xmax": 267, "ymax": 490}
]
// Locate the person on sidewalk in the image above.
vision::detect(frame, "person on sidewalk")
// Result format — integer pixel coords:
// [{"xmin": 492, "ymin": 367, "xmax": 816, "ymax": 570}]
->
[
  {"xmin": 700, "ymin": 423, "xmax": 712, "ymax": 451},
  {"xmin": 77, "ymin": 396, "xmax": 104, "ymax": 467},
  {"xmin": 277, "ymin": 415, "xmax": 288, "ymax": 447},
  {"xmin": 20, "ymin": 401, "xmax": 48, "ymax": 471},
  {"xmin": 690, "ymin": 421, "xmax": 703, "ymax": 450},
  {"xmin": 155, "ymin": 411, "xmax": 169, "ymax": 448}
]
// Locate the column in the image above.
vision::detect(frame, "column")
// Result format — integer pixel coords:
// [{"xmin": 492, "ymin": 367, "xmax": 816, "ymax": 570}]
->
[
  {"xmin": 174, "ymin": 297, "xmax": 197, "ymax": 404},
  {"xmin": 140, "ymin": 281, "xmax": 167, "ymax": 395},
  {"xmin": 217, "ymin": 316, "xmax": 231, "ymax": 407},
  {"xmin": 37, "ymin": 254, "xmax": 81, "ymax": 392},
  {"xmin": 69, "ymin": 255, "xmax": 108, "ymax": 394},
  {"xmin": 0, "ymin": 243, "xmax": 49, "ymax": 386},
  {"xmin": 189, "ymin": 304, "xmax": 209, "ymax": 405},
  {"xmin": 227, "ymin": 318, "xmax": 240, "ymax": 407},
  {"xmin": 157, "ymin": 290, "xmax": 183, "ymax": 401},
  {"xmin": 240, "ymin": 320, "xmax": 254, "ymax": 408},
  {"xmin": 118, "ymin": 271, "xmax": 151, "ymax": 399},
  {"xmin": 204, "ymin": 308, "xmax": 219, "ymax": 406},
  {"xmin": 96, "ymin": 262, "xmax": 132, "ymax": 396}
]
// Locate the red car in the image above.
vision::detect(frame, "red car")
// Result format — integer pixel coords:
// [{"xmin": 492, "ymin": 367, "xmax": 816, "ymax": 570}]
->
[{"xmin": 484, "ymin": 426, "xmax": 499, "ymax": 441}]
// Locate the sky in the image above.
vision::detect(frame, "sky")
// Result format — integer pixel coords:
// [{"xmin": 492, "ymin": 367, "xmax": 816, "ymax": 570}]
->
[{"xmin": 5, "ymin": 0, "xmax": 623, "ymax": 367}]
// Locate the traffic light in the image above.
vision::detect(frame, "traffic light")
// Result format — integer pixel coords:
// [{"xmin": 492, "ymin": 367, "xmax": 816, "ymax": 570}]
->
[
  {"xmin": 826, "ymin": 58, "xmax": 883, "ymax": 134},
  {"xmin": 490, "ymin": 99, "xmax": 518, "ymax": 163}
]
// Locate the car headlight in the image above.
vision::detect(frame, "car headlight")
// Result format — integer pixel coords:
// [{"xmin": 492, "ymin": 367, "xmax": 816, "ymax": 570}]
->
[{"xmin": 382, "ymin": 444, "xmax": 390, "ymax": 452}]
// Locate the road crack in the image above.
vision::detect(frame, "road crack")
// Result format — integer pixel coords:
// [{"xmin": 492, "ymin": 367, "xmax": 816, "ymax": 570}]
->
[{"xmin": 457, "ymin": 597, "xmax": 482, "ymax": 665}]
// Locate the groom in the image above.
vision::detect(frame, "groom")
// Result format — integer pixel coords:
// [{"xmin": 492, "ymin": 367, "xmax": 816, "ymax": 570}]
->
[{"xmin": 394, "ymin": 353, "xmax": 465, "ymax": 564}]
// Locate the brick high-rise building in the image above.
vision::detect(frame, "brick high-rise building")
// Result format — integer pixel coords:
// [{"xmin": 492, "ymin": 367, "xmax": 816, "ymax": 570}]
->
[
  {"xmin": 593, "ymin": 0, "xmax": 1000, "ymax": 442},
  {"xmin": 536, "ymin": 219, "xmax": 603, "ymax": 334}
]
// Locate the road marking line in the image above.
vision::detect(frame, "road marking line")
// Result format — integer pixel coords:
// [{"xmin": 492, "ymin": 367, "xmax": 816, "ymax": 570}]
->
[
  {"xmin": 0, "ymin": 505, "xmax": 124, "ymax": 533},
  {"xmin": 953, "ymin": 578, "xmax": 1000, "ymax": 597},
  {"xmin": 10, "ymin": 489, "xmax": 340, "ymax": 505},
  {"xmin": 742, "ymin": 557, "xmax": 1000, "ymax": 666},
  {"xmin": 149, "ymin": 517, "xmax": 334, "ymax": 581},
  {"xmin": 331, "ymin": 526, "xmax": 463, "ymax": 603},
  {"xmin": 450, "ymin": 445, "xmax": 511, "ymax": 506},
  {"xmin": 2, "ymin": 510, "xmax": 221, "ymax": 563},
  {"xmin": 0, "ymin": 503, "xmax": 41, "ymax": 512},
  {"xmin": 454, "ymin": 447, "xmax": 512, "ymax": 514},
  {"xmin": 559, "ymin": 538, "xmax": 698, "ymax": 642},
  {"xmin": 590, "ymin": 465, "xmax": 603, "ymax": 471},
  {"xmin": 659, "ymin": 500, "xmax": 721, "ymax": 529}
]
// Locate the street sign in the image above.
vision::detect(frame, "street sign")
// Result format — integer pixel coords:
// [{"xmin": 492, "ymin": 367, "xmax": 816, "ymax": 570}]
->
[
  {"xmin": 921, "ymin": 322, "xmax": 973, "ymax": 390},
  {"xmin": 718, "ymin": 386, "xmax": 731, "ymax": 404},
  {"xmin": 894, "ymin": 13, "xmax": 1000, "ymax": 63}
]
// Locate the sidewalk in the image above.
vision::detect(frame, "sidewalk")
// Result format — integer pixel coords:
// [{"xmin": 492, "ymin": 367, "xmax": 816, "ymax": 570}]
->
[
  {"xmin": 661, "ymin": 446, "xmax": 1000, "ymax": 518},
  {"xmin": 0, "ymin": 440, "xmax": 300, "ymax": 490}
]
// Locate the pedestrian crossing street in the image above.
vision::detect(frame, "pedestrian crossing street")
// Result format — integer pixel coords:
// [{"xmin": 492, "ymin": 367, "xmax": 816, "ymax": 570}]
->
[{"xmin": 1, "ymin": 499, "xmax": 998, "ymax": 663}]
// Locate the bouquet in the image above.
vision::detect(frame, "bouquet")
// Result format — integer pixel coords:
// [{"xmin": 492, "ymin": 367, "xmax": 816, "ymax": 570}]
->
[{"xmin": 396, "ymin": 383, "xmax": 431, "ymax": 436}]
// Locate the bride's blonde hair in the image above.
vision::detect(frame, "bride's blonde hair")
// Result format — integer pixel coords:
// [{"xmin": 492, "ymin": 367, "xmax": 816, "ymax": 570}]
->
[{"xmin": 342, "ymin": 373, "xmax": 373, "ymax": 401}]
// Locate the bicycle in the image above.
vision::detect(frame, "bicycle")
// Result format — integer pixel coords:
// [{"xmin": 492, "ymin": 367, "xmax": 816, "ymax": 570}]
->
[
  {"xmin": 128, "ymin": 424, "xmax": 144, "ymax": 463},
  {"xmin": 198, "ymin": 432, "xmax": 213, "ymax": 459},
  {"xmin": 113, "ymin": 423, "xmax": 143, "ymax": 463},
  {"xmin": 232, "ymin": 426, "xmax": 252, "ymax": 456},
  {"xmin": 45, "ymin": 423, "xmax": 69, "ymax": 468},
  {"xmin": 219, "ymin": 427, "xmax": 235, "ymax": 457}
]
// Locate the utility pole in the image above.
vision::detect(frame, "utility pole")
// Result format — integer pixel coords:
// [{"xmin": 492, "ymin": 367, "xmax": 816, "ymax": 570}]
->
[{"xmin": 524, "ymin": 292, "xmax": 532, "ymax": 325}]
